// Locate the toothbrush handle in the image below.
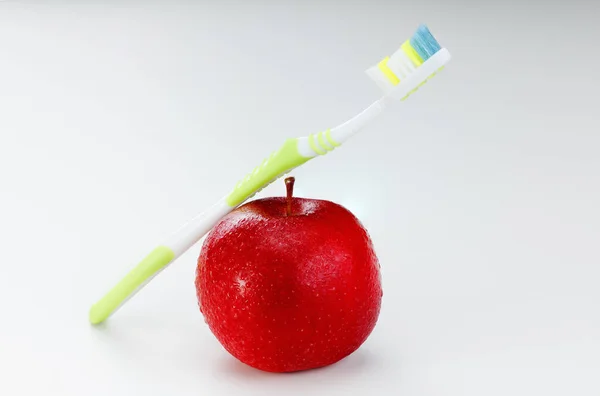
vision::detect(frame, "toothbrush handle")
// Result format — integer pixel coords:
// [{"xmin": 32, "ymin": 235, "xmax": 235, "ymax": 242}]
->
[
  {"xmin": 89, "ymin": 138, "xmax": 315, "ymax": 324},
  {"xmin": 224, "ymin": 138, "xmax": 313, "ymax": 207},
  {"xmin": 89, "ymin": 246, "xmax": 174, "ymax": 324},
  {"xmin": 88, "ymin": 199, "xmax": 233, "ymax": 324}
]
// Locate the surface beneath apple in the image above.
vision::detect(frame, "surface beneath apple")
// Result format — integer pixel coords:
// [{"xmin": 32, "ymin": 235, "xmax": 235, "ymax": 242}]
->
[{"xmin": 195, "ymin": 178, "xmax": 383, "ymax": 373}]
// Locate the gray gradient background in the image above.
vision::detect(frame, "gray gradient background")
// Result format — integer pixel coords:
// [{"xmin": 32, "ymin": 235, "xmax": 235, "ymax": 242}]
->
[{"xmin": 1, "ymin": 1, "xmax": 599, "ymax": 395}]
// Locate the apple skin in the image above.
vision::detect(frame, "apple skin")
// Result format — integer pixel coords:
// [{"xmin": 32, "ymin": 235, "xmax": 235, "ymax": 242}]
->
[{"xmin": 195, "ymin": 195, "xmax": 382, "ymax": 373}]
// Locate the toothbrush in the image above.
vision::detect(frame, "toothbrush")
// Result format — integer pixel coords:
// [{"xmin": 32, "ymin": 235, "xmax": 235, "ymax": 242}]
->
[{"xmin": 89, "ymin": 24, "xmax": 451, "ymax": 324}]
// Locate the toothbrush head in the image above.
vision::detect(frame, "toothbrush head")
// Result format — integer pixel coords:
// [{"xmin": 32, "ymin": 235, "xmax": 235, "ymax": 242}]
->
[{"xmin": 366, "ymin": 24, "xmax": 451, "ymax": 100}]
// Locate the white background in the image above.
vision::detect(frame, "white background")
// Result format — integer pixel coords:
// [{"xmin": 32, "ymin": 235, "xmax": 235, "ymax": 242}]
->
[{"xmin": 1, "ymin": 2, "xmax": 599, "ymax": 395}]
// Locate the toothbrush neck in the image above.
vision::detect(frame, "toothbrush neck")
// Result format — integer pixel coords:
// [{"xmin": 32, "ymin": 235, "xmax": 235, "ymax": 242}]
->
[{"xmin": 329, "ymin": 97, "xmax": 391, "ymax": 145}]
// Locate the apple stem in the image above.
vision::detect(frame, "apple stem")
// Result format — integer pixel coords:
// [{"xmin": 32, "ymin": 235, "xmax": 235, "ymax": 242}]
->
[{"xmin": 285, "ymin": 176, "xmax": 295, "ymax": 216}]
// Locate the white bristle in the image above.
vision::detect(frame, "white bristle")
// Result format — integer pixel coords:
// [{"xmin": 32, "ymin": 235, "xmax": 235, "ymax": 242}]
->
[
  {"xmin": 388, "ymin": 57, "xmax": 408, "ymax": 80},
  {"xmin": 389, "ymin": 48, "xmax": 416, "ymax": 76},
  {"xmin": 366, "ymin": 47, "xmax": 418, "ymax": 95}
]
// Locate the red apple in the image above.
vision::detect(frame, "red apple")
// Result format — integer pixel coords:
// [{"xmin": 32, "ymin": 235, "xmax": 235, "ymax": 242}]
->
[{"xmin": 195, "ymin": 177, "xmax": 382, "ymax": 373}]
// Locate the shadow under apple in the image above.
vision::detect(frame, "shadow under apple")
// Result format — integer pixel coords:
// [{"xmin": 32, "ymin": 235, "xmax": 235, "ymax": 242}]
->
[{"xmin": 215, "ymin": 346, "xmax": 377, "ymax": 381}]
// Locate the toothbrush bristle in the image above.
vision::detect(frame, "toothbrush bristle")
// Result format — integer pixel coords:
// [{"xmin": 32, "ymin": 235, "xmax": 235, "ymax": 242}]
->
[
  {"xmin": 365, "ymin": 23, "xmax": 450, "ymax": 98},
  {"xmin": 410, "ymin": 24, "xmax": 441, "ymax": 61}
]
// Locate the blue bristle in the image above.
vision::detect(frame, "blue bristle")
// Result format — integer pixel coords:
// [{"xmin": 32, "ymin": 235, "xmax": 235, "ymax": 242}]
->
[{"xmin": 410, "ymin": 24, "xmax": 442, "ymax": 61}]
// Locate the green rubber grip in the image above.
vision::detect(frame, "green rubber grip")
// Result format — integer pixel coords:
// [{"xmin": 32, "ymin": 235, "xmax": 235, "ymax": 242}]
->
[
  {"xmin": 89, "ymin": 246, "xmax": 175, "ymax": 324},
  {"xmin": 226, "ymin": 138, "xmax": 311, "ymax": 207}
]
